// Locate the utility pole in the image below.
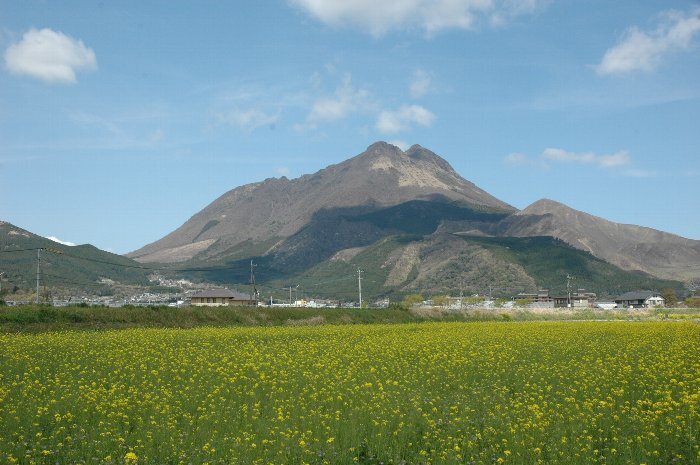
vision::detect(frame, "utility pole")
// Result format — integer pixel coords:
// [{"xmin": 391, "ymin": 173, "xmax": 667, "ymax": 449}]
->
[
  {"xmin": 288, "ymin": 286, "xmax": 293, "ymax": 306},
  {"xmin": 34, "ymin": 248, "xmax": 62, "ymax": 305},
  {"xmin": 0, "ymin": 272, "xmax": 5, "ymax": 296},
  {"xmin": 36, "ymin": 248, "xmax": 41, "ymax": 304},
  {"xmin": 249, "ymin": 260, "xmax": 257, "ymax": 304},
  {"xmin": 459, "ymin": 278, "xmax": 464, "ymax": 310},
  {"xmin": 566, "ymin": 274, "xmax": 573, "ymax": 308},
  {"xmin": 357, "ymin": 268, "xmax": 363, "ymax": 308}
]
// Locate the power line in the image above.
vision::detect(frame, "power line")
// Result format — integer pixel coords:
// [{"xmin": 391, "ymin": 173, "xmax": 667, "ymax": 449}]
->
[
  {"xmin": 42, "ymin": 273, "xmax": 113, "ymax": 288},
  {"xmin": 1, "ymin": 247, "xmax": 254, "ymax": 274},
  {"xmin": 0, "ymin": 247, "xmax": 44, "ymax": 254}
]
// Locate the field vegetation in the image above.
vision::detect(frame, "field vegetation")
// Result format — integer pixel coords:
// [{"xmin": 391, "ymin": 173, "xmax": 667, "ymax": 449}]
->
[
  {"xmin": 1, "ymin": 304, "xmax": 699, "ymax": 332},
  {"xmin": 0, "ymin": 321, "xmax": 698, "ymax": 464}
]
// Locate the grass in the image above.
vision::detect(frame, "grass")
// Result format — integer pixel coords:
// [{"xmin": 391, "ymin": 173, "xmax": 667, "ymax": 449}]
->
[
  {"xmin": 0, "ymin": 321, "xmax": 698, "ymax": 464},
  {"xmin": 1, "ymin": 303, "xmax": 698, "ymax": 333}
]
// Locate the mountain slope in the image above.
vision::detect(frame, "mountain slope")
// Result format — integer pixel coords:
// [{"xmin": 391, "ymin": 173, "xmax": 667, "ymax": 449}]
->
[
  {"xmin": 499, "ymin": 199, "xmax": 700, "ymax": 283},
  {"xmin": 126, "ymin": 142, "xmax": 696, "ymax": 298},
  {"xmin": 0, "ymin": 221, "xmax": 152, "ymax": 296},
  {"xmin": 252, "ymin": 233, "xmax": 682, "ymax": 301},
  {"xmin": 128, "ymin": 142, "xmax": 515, "ymax": 263}
]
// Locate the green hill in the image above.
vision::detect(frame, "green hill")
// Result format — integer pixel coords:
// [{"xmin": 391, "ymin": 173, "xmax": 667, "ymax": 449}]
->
[
  {"xmin": 1, "ymin": 221, "xmax": 152, "ymax": 298},
  {"xmin": 460, "ymin": 235, "xmax": 682, "ymax": 297},
  {"xmin": 182, "ymin": 231, "xmax": 683, "ymax": 303}
]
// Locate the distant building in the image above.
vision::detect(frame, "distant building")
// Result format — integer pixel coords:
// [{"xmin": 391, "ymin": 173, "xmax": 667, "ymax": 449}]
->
[
  {"xmin": 595, "ymin": 302, "xmax": 617, "ymax": 310},
  {"xmin": 190, "ymin": 288, "xmax": 256, "ymax": 306},
  {"xmin": 552, "ymin": 294, "xmax": 591, "ymax": 308},
  {"xmin": 514, "ymin": 289, "xmax": 554, "ymax": 306},
  {"xmin": 517, "ymin": 289, "xmax": 596, "ymax": 308},
  {"xmin": 561, "ymin": 290, "xmax": 596, "ymax": 308},
  {"xmin": 615, "ymin": 291, "xmax": 664, "ymax": 309}
]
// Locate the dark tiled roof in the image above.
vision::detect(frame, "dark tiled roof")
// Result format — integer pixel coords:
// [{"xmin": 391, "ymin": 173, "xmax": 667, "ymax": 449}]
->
[
  {"xmin": 191, "ymin": 288, "xmax": 252, "ymax": 300},
  {"xmin": 615, "ymin": 290, "xmax": 658, "ymax": 301}
]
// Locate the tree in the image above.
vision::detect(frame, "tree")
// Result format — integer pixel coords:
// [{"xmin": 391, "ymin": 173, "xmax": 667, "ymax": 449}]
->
[
  {"xmin": 661, "ymin": 288, "xmax": 678, "ymax": 307},
  {"xmin": 402, "ymin": 293, "xmax": 424, "ymax": 307},
  {"xmin": 432, "ymin": 295, "xmax": 450, "ymax": 308},
  {"xmin": 463, "ymin": 296, "xmax": 485, "ymax": 306}
]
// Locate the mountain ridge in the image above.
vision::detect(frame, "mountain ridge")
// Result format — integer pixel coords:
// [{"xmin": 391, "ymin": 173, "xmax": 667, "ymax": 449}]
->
[
  {"xmin": 0, "ymin": 220, "xmax": 152, "ymax": 297},
  {"xmin": 126, "ymin": 142, "xmax": 698, "ymax": 290},
  {"xmin": 128, "ymin": 142, "xmax": 515, "ymax": 263},
  {"xmin": 501, "ymin": 198, "xmax": 700, "ymax": 282}
]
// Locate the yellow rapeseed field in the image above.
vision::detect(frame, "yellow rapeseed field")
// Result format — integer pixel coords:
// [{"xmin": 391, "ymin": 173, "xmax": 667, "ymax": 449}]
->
[{"xmin": 0, "ymin": 321, "xmax": 698, "ymax": 464}]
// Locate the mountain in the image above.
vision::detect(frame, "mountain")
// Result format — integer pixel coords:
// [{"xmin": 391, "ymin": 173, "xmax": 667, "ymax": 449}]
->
[
  {"xmin": 499, "ymin": 199, "xmax": 700, "ymax": 283},
  {"xmin": 128, "ymin": 142, "xmax": 693, "ymax": 299},
  {"xmin": 0, "ymin": 221, "xmax": 152, "ymax": 297},
  {"xmin": 277, "ymin": 233, "xmax": 681, "ymax": 300},
  {"xmin": 128, "ymin": 142, "xmax": 514, "ymax": 263}
]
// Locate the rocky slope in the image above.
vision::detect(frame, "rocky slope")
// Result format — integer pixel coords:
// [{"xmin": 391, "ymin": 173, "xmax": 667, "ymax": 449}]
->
[
  {"xmin": 126, "ymin": 142, "xmax": 697, "ymax": 295},
  {"xmin": 128, "ymin": 142, "xmax": 514, "ymax": 263},
  {"xmin": 499, "ymin": 199, "xmax": 700, "ymax": 282}
]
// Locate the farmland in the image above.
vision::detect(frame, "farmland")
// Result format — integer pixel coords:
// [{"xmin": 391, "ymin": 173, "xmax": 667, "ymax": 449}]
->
[{"xmin": 1, "ymin": 321, "xmax": 698, "ymax": 464}]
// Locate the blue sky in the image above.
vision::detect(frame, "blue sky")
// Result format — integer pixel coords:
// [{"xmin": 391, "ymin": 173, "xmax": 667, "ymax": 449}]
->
[{"xmin": 1, "ymin": 0, "xmax": 699, "ymax": 253}]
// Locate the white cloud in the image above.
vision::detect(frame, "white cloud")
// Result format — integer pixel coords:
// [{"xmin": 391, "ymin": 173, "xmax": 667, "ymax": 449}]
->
[
  {"xmin": 506, "ymin": 148, "xmax": 636, "ymax": 172},
  {"xmin": 543, "ymin": 148, "xmax": 631, "ymax": 168},
  {"xmin": 289, "ymin": 0, "xmax": 549, "ymax": 36},
  {"xmin": 376, "ymin": 105, "xmax": 435, "ymax": 133},
  {"xmin": 4, "ymin": 28, "xmax": 97, "ymax": 84},
  {"xmin": 46, "ymin": 236, "xmax": 76, "ymax": 246},
  {"xmin": 597, "ymin": 8, "xmax": 700, "ymax": 75},
  {"xmin": 303, "ymin": 75, "xmax": 370, "ymax": 128},
  {"xmin": 504, "ymin": 152, "xmax": 534, "ymax": 166},
  {"xmin": 503, "ymin": 152, "xmax": 550, "ymax": 170},
  {"xmin": 219, "ymin": 108, "xmax": 279, "ymax": 132},
  {"xmin": 410, "ymin": 69, "xmax": 431, "ymax": 98}
]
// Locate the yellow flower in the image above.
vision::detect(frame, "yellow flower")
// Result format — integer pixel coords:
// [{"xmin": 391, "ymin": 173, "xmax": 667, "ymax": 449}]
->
[{"xmin": 124, "ymin": 451, "xmax": 138, "ymax": 464}]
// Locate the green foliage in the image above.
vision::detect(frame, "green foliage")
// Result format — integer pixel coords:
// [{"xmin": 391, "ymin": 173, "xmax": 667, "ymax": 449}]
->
[
  {"xmin": 387, "ymin": 302, "xmax": 409, "ymax": 312},
  {"xmin": 661, "ymin": 288, "xmax": 678, "ymax": 307},
  {"xmin": 2, "ymin": 303, "xmax": 700, "ymax": 332},
  {"xmin": 432, "ymin": 295, "xmax": 450, "ymax": 307},
  {"xmin": 402, "ymin": 293, "xmax": 424, "ymax": 307},
  {"xmin": 0, "ymin": 224, "xmax": 152, "ymax": 294},
  {"xmin": 463, "ymin": 235, "xmax": 685, "ymax": 297},
  {"xmin": 685, "ymin": 296, "xmax": 700, "ymax": 308}
]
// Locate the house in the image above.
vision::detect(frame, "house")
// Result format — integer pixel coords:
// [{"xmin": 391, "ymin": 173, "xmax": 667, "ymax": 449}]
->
[
  {"xmin": 615, "ymin": 291, "xmax": 665, "ymax": 309},
  {"xmin": 520, "ymin": 289, "xmax": 595, "ymax": 308},
  {"xmin": 514, "ymin": 289, "xmax": 554, "ymax": 306},
  {"xmin": 190, "ymin": 288, "xmax": 256, "ymax": 307},
  {"xmin": 552, "ymin": 294, "xmax": 591, "ymax": 308}
]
